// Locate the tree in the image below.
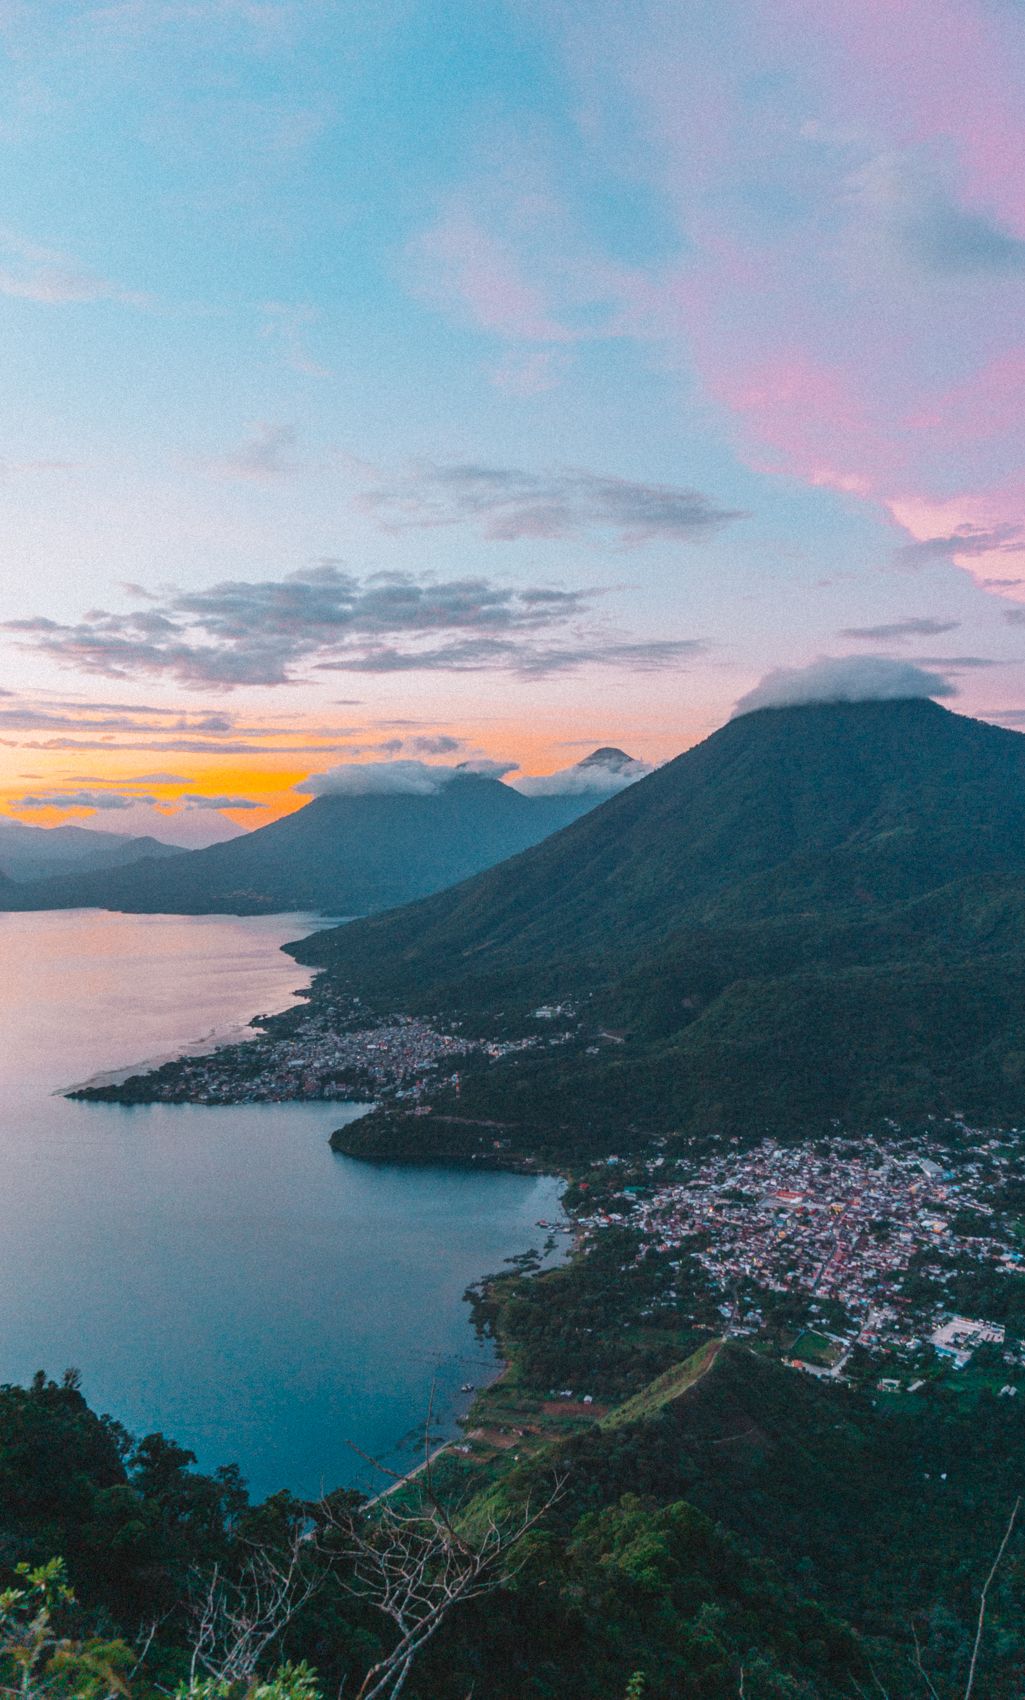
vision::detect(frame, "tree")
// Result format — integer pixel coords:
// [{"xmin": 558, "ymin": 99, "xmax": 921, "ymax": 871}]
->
[
  {"xmin": 184, "ymin": 1531, "xmax": 320, "ymax": 1694},
  {"xmin": 0, "ymin": 1558, "xmax": 133, "ymax": 1700},
  {"xmin": 314, "ymin": 1414, "xmax": 564, "ymax": 1700}
]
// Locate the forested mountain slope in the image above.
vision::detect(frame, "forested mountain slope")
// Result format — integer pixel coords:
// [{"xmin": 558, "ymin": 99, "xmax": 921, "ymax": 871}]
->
[{"xmin": 293, "ymin": 700, "xmax": 1025, "ymax": 1134}]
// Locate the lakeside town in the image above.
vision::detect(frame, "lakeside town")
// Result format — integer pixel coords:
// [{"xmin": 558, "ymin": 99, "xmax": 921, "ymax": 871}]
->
[
  {"xmin": 71, "ymin": 999, "xmax": 565, "ymax": 1106},
  {"xmin": 582, "ymin": 1132, "xmax": 1025, "ymax": 1391},
  {"xmin": 73, "ymin": 996, "xmax": 1025, "ymax": 1397}
]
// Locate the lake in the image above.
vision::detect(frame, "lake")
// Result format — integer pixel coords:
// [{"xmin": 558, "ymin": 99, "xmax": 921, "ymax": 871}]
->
[{"xmin": 0, "ymin": 910, "xmax": 564, "ymax": 1501}]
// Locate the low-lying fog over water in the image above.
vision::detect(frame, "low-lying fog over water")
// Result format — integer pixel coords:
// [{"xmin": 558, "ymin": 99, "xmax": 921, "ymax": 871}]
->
[{"xmin": 0, "ymin": 910, "xmax": 563, "ymax": 1500}]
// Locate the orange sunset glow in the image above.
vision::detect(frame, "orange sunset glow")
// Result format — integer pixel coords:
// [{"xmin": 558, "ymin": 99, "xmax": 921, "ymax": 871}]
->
[{"xmin": 0, "ymin": 681, "xmax": 722, "ymax": 845}]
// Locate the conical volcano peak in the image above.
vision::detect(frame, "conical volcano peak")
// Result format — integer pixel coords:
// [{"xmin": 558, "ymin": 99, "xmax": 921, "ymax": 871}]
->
[
  {"xmin": 298, "ymin": 697, "xmax": 1025, "ymax": 1009},
  {"xmin": 290, "ymin": 691, "xmax": 1025, "ymax": 1150},
  {"xmin": 576, "ymin": 746, "xmax": 635, "ymax": 769},
  {"xmin": 513, "ymin": 746, "xmax": 650, "ymax": 798}
]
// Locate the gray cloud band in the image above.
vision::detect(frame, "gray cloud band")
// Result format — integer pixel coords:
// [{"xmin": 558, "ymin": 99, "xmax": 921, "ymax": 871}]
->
[
  {"xmin": 4, "ymin": 563, "xmax": 706, "ymax": 688},
  {"xmin": 839, "ymin": 617, "xmax": 960, "ymax": 642},
  {"xmin": 357, "ymin": 462, "xmax": 746, "ymax": 545}
]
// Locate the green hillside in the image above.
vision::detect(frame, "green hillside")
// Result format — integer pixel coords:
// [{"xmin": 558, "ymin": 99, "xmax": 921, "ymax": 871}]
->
[
  {"xmin": 2, "ymin": 1300, "xmax": 1023, "ymax": 1696},
  {"xmin": 292, "ymin": 699, "xmax": 1025, "ymax": 1136},
  {"xmin": 405, "ymin": 1335, "xmax": 1025, "ymax": 1698}
]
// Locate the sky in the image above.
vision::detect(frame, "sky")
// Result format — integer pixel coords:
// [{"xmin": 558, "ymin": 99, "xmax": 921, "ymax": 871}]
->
[{"xmin": 2, "ymin": 0, "xmax": 1025, "ymax": 844}]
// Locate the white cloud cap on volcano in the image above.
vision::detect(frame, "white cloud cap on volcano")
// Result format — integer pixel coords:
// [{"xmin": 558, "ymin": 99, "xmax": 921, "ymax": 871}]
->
[
  {"xmin": 294, "ymin": 748, "xmax": 650, "ymax": 800},
  {"xmin": 733, "ymin": 655, "xmax": 957, "ymax": 716},
  {"xmin": 295, "ymin": 757, "xmax": 518, "ymax": 798},
  {"xmin": 512, "ymin": 747, "xmax": 652, "ymax": 797}
]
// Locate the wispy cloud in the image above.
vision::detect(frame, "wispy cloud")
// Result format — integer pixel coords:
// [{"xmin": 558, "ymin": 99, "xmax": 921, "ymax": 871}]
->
[
  {"xmin": 501, "ymin": 0, "xmax": 1025, "ymax": 614},
  {"xmin": 851, "ymin": 149, "xmax": 1025, "ymax": 276},
  {"xmin": 14, "ymin": 789, "xmax": 159, "ymax": 811},
  {"xmin": 358, "ymin": 463, "xmax": 745, "ymax": 546},
  {"xmin": 914, "ymin": 654, "xmax": 1005, "ymax": 671},
  {"xmin": 406, "ymin": 734, "xmax": 463, "ymax": 755},
  {"xmin": 411, "ymin": 209, "xmax": 578, "ymax": 344},
  {"xmin": 0, "ymin": 705, "xmax": 239, "ymax": 734},
  {"xmin": 0, "ymin": 227, "xmax": 141, "ymax": 306},
  {"xmin": 893, "ymin": 524, "xmax": 1025, "ymax": 570},
  {"xmin": 177, "ymin": 792, "xmax": 261, "ymax": 809},
  {"xmin": 839, "ymin": 617, "xmax": 961, "ymax": 642},
  {"xmin": 315, "ymin": 635, "xmax": 705, "ymax": 678},
  {"xmin": 5, "ymin": 737, "xmax": 347, "ymax": 753},
  {"xmin": 10, "ymin": 780, "xmax": 262, "ymax": 828},
  {"xmin": 260, "ymin": 303, "xmax": 331, "ymax": 377},
  {"xmin": 193, "ymin": 421, "xmax": 300, "ymax": 482},
  {"xmin": 333, "ymin": 732, "xmax": 466, "ymax": 756},
  {"xmin": 0, "ymin": 693, "xmax": 362, "ymax": 754},
  {"xmin": 5, "ymin": 563, "xmax": 705, "ymax": 687}
]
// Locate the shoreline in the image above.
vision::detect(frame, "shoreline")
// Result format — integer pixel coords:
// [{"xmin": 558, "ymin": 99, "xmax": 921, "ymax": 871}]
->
[
  {"xmin": 59, "ymin": 934, "xmax": 577, "ymax": 1484},
  {"xmin": 6, "ymin": 907, "xmax": 574, "ymax": 1510},
  {"xmin": 57, "ymin": 910, "xmax": 331, "ymax": 1095},
  {"xmin": 60, "ymin": 1010, "xmax": 287, "ymax": 1094},
  {"xmin": 58, "ymin": 980, "xmax": 320, "ymax": 1094}
]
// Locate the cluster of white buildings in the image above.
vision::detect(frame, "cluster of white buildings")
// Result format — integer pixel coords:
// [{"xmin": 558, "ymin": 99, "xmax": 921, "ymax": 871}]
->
[
  {"xmin": 113, "ymin": 999, "xmax": 573, "ymax": 1107},
  {"xmin": 579, "ymin": 1135, "xmax": 1025, "ymax": 1374},
  {"xmin": 130, "ymin": 1013, "xmax": 482, "ymax": 1103}
]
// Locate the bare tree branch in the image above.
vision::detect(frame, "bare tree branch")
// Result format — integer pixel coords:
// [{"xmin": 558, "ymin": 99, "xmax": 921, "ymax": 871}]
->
[
  {"xmin": 186, "ymin": 1531, "xmax": 321, "ymax": 1689},
  {"xmin": 963, "ymin": 1496, "xmax": 1021, "ymax": 1700},
  {"xmin": 867, "ymin": 1664, "xmax": 892, "ymax": 1700},
  {"xmin": 910, "ymin": 1620, "xmax": 942, "ymax": 1700},
  {"xmin": 318, "ymin": 1435, "xmax": 564, "ymax": 1700}
]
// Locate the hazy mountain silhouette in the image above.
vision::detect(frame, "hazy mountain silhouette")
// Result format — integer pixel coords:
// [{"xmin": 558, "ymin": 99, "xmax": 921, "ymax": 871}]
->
[
  {"xmin": 0, "ymin": 751, "xmax": 640, "ymax": 916},
  {"xmin": 0, "ymin": 818, "xmax": 181, "ymax": 884}
]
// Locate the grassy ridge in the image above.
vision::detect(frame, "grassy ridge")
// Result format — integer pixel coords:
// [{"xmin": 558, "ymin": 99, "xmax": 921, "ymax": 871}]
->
[{"xmin": 599, "ymin": 1338, "xmax": 723, "ymax": 1429}]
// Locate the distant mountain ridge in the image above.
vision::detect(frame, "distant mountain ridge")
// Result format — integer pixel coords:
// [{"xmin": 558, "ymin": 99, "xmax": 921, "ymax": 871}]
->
[
  {"xmin": 0, "ymin": 751, "xmax": 641, "ymax": 916},
  {"xmin": 292, "ymin": 698, "xmax": 1025, "ymax": 1135},
  {"xmin": 0, "ymin": 817, "xmax": 181, "ymax": 884}
]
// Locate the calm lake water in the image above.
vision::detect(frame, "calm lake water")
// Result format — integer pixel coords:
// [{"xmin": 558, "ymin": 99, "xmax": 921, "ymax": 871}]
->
[{"xmin": 0, "ymin": 911, "xmax": 564, "ymax": 1501}]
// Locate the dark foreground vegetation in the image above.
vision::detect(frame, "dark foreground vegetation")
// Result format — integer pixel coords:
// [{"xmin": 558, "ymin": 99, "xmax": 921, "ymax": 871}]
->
[{"xmin": 3, "ymin": 1247, "xmax": 1023, "ymax": 1700}]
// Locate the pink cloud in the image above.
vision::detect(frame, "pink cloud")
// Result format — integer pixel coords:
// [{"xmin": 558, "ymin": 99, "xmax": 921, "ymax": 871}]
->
[
  {"xmin": 768, "ymin": 0, "xmax": 1025, "ymax": 235},
  {"xmin": 703, "ymin": 348, "xmax": 893, "ymax": 493},
  {"xmin": 412, "ymin": 209, "xmax": 576, "ymax": 343},
  {"xmin": 560, "ymin": 3, "xmax": 1025, "ymax": 577},
  {"xmin": 908, "ymin": 349, "xmax": 1025, "ymax": 442},
  {"xmin": 0, "ymin": 227, "xmax": 142, "ymax": 306},
  {"xmin": 422, "ymin": 2, "xmax": 1025, "ymax": 616},
  {"xmin": 887, "ymin": 492, "xmax": 1025, "ymax": 587}
]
